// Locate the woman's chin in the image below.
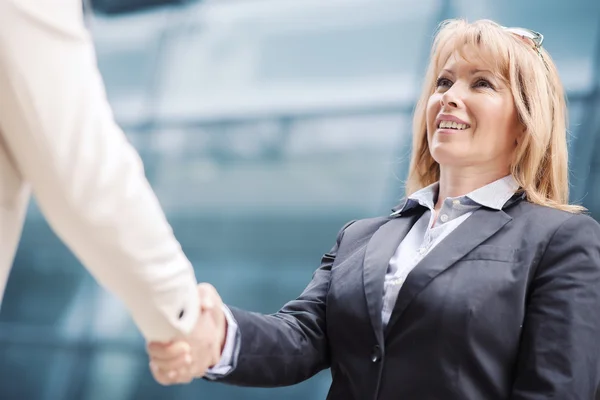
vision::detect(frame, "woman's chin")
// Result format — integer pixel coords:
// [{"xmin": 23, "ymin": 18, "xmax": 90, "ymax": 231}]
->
[{"xmin": 430, "ymin": 146, "xmax": 470, "ymax": 166}]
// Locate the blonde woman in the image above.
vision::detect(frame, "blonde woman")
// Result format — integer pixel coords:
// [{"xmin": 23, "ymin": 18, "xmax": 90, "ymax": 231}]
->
[{"xmin": 148, "ymin": 19, "xmax": 600, "ymax": 399}]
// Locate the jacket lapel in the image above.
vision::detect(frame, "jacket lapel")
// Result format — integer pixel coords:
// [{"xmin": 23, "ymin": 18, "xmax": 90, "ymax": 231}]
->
[
  {"xmin": 363, "ymin": 209, "xmax": 424, "ymax": 345},
  {"xmin": 384, "ymin": 207, "xmax": 513, "ymax": 337}
]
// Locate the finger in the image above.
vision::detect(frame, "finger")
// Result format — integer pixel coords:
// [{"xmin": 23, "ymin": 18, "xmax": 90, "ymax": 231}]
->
[
  {"xmin": 148, "ymin": 340, "xmax": 173, "ymax": 347},
  {"xmin": 147, "ymin": 340, "xmax": 190, "ymax": 353},
  {"xmin": 150, "ymin": 362, "xmax": 179, "ymax": 386},
  {"xmin": 150, "ymin": 352, "xmax": 192, "ymax": 372},
  {"xmin": 161, "ymin": 350, "xmax": 214, "ymax": 382},
  {"xmin": 151, "ymin": 361, "xmax": 196, "ymax": 386},
  {"xmin": 147, "ymin": 341, "xmax": 191, "ymax": 360},
  {"xmin": 197, "ymin": 283, "xmax": 219, "ymax": 311},
  {"xmin": 170, "ymin": 368, "xmax": 194, "ymax": 385},
  {"xmin": 152, "ymin": 360, "xmax": 203, "ymax": 386}
]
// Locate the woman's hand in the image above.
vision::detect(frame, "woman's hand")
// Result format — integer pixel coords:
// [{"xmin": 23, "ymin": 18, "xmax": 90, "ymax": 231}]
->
[{"xmin": 146, "ymin": 283, "xmax": 227, "ymax": 385}]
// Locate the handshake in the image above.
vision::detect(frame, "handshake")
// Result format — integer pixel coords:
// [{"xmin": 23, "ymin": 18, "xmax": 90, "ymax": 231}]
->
[{"xmin": 146, "ymin": 283, "xmax": 227, "ymax": 385}]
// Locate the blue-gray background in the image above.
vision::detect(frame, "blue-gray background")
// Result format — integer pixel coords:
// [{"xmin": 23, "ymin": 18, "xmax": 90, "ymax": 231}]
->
[{"xmin": 1, "ymin": 0, "xmax": 599, "ymax": 399}]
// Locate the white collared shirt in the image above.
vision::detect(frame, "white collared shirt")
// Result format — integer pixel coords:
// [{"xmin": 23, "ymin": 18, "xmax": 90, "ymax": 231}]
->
[{"xmin": 381, "ymin": 175, "xmax": 519, "ymax": 326}]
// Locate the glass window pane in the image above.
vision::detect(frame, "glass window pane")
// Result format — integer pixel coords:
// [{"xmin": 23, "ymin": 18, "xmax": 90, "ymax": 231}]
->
[
  {"xmin": 142, "ymin": 113, "xmax": 410, "ymax": 217},
  {"xmin": 155, "ymin": 0, "xmax": 441, "ymax": 119}
]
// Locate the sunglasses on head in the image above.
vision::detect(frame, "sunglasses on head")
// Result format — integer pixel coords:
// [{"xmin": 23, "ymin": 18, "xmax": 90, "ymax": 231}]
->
[
  {"xmin": 502, "ymin": 26, "xmax": 544, "ymax": 49},
  {"xmin": 502, "ymin": 26, "xmax": 548, "ymax": 68}
]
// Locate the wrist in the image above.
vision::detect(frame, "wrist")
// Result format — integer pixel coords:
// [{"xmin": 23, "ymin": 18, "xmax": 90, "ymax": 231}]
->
[{"xmin": 220, "ymin": 316, "xmax": 228, "ymax": 355}]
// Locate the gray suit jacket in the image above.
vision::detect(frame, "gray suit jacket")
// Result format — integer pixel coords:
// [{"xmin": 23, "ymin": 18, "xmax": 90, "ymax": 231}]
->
[{"xmin": 216, "ymin": 194, "xmax": 600, "ymax": 400}]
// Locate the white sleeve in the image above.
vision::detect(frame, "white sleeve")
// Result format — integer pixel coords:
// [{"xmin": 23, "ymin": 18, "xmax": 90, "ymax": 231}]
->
[{"xmin": 0, "ymin": 0, "xmax": 199, "ymax": 342}]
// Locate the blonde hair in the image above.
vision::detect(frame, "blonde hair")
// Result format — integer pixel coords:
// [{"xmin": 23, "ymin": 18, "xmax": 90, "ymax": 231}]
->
[{"xmin": 406, "ymin": 19, "xmax": 584, "ymax": 213}]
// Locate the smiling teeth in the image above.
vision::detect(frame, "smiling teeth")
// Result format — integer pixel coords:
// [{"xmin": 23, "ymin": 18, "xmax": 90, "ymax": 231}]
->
[{"xmin": 439, "ymin": 120, "xmax": 469, "ymax": 130}]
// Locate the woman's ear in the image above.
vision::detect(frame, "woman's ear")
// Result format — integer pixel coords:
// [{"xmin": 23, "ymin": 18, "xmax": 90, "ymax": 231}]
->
[{"xmin": 515, "ymin": 124, "xmax": 526, "ymax": 145}]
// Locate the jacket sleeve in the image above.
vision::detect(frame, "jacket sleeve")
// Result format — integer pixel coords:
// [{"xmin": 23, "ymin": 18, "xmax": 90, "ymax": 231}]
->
[
  {"xmin": 214, "ymin": 220, "xmax": 355, "ymax": 387},
  {"xmin": 0, "ymin": 0, "xmax": 198, "ymax": 342},
  {"xmin": 510, "ymin": 213, "xmax": 600, "ymax": 399}
]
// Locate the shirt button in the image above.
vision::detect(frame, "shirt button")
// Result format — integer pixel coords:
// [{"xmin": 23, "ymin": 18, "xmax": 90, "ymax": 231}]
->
[
  {"xmin": 440, "ymin": 214, "xmax": 449, "ymax": 223},
  {"xmin": 452, "ymin": 200, "xmax": 461, "ymax": 206},
  {"xmin": 418, "ymin": 247, "xmax": 427, "ymax": 255},
  {"xmin": 371, "ymin": 345, "xmax": 382, "ymax": 363}
]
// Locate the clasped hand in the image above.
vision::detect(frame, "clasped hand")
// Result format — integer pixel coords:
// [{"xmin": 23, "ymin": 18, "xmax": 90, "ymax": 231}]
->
[{"xmin": 146, "ymin": 283, "xmax": 227, "ymax": 385}]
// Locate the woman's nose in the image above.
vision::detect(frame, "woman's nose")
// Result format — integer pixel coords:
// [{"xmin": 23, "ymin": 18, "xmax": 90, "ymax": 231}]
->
[{"xmin": 440, "ymin": 86, "xmax": 463, "ymax": 108}]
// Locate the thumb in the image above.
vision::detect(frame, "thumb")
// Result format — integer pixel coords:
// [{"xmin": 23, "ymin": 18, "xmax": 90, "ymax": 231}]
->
[
  {"xmin": 197, "ymin": 284, "xmax": 226, "ymax": 332},
  {"xmin": 197, "ymin": 283, "xmax": 218, "ymax": 312}
]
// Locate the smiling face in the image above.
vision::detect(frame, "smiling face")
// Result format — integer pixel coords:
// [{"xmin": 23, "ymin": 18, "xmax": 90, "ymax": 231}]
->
[
  {"xmin": 406, "ymin": 19, "xmax": 573, "ymax": 210},
  {"xmin": 426, "ymin": 46, "xmax": 522, "ymax": 174}
]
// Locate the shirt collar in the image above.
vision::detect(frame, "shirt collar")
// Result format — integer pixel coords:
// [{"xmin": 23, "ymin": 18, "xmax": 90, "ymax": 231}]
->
[
  {"xmin": 392, "ymin": 175, "xmax": 519, "ymax": 216},
  {"xmin": 466, "ymin": 175, "xmax": 520, "ymax": 210}
]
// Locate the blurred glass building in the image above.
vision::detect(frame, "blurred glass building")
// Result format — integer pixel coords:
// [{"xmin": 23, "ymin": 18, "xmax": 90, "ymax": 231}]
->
[{"xmin": 0, "ymin": 0, "xmax": 599, "ymax": 399}]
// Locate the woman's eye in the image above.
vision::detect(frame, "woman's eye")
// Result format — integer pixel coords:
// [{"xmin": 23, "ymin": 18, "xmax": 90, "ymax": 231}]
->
[
  {"xmin": 435, "ymin": 77, "xmax": 452, "ymax": 88},
  {"xmin": 474, "ymin": 78, "xmax": 494, "ymax": 89}
]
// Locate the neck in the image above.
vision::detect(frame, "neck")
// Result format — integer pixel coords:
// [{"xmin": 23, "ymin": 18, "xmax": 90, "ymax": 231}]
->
[{"xmin": 436, "ymin": 165, "xmax": 509, "ymax": 210}]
